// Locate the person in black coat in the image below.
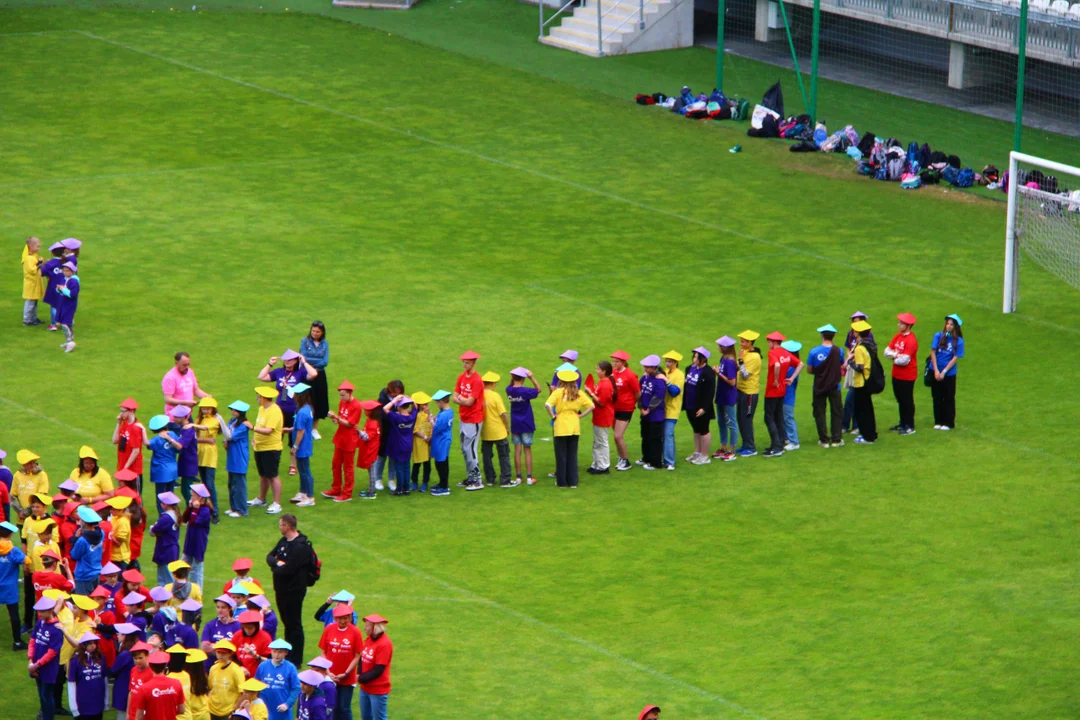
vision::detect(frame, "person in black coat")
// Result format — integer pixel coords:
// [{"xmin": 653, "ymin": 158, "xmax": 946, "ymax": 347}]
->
[
  {"xmin": 683, "ymin": 347, "xmax": 717, "ymax": 464},
  {"xmin": 266, "ymin": 513, "xmax": 313, "ymax": 666}
]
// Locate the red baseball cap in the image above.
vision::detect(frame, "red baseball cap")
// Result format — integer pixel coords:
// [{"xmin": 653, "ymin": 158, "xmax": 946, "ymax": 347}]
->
[
  {"xmin": 41, "ymin": 549, "xmax": 61, "ymax": 561},
  {"xmin": 51, "ymin": 494, "xmax": 67, "ymax": 504},
  {"xmin": 91, "ymin": 501, "xmax": 109, "ymax": 512},
  {"xmin": 459, "ymin": 350, "xmax": 480, "ymax": 361},
  {"xmin": 639, "ymin": 705, "xmax": 661, "ymax": 720},
  {"xmin": 131, "ymin": 642, "xmax": 153, "ymax": 654},
  {"xmin": 765, "ymin": 331, "xmax": 786, "ymax": 342},
  {"xmin": 148, "ymin": 651, "xmax": 170, "ymax": 665},
  {"xmin": 121, "ymin": 569, "xmax": 145, "ymax": 583},
  {"xmin": 61, "ymin": 503, "xmax": 79, "ymax": 517},
  {"xmin": 896, "ymin": 312, "xmax": 917, "ymax": 325},
  {"xmin": 232, "ymin": 558, "xmax": 253, "ymax": 572},
  {"xmin": 337, "ymin": 381, "xmax": 355, "ymax": 392},
  {"xmin": 362, "ymin": 613, "xmax": 388, "ymax": 624},
  {"xmin": 610, "ymin": 350, "xmax": 630, "ymax": 361},
  {"xmin": 359, "ymin": 400, "xmax": 381, "ymax": 411},
  {"xmin": 120, "ymin": 398, "xmax": 139, "ymax": 410},
  {"xmin": 90, "ymin": 585, "xmax": 111, "ymax": 599}
]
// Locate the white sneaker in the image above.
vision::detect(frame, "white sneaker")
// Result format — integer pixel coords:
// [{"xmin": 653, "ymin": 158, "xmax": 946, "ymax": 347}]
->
[
  {"xmin": 247, "ymin": 498, "xmax": 266, "ymax": 507},
  {"xmin": 289, "ymin": 493, "xmax": 305, "ymax": 503},
  {"xmin": 784, "ymin": 443, "xmax": 800, "ymax": 451},
  {"xmin": 685, "ymin": 452, "xmax": 700, "ymax": 462},
  {"xmin": 375, "ymin": 480, "xmax": 384, "ymax": 491},
  {"xmin": 265, "ymin": 502, "xmax": 282, "ymax": 515},
  {"xmin": 642, "ymin": 464, "xmax": 657, "ymax": 471},
  {"xmin": 225, "ymin": 510, "xmax": 241, "ymax": 518},
  {"xmin": 634, "ymin": 459, "xmax": 645, "ymax": 466},
  {"xmin": 296, "ymin": 498, "xmax": 315, "ymax": 507},
  {"xmin": 312, "ymin": 429, "xmax": 321, "ymax": 440},
  {"xmin": 933, "ymin": 425, "xmax": 942, "ymax": 430},
  {"xmin": 388, "ymin": 480, "xmax": 397, "ymax": 492},
  {"xmin": 692, "ymin": 456, "xmax": 711, "ymax": 465},
  {"xmin": 939, "ymin": 426, "xmax": 951, "ymax": 431},
  {"xmin": 64, "ymin": 342, "xmax": 76, "ymax": 353}
]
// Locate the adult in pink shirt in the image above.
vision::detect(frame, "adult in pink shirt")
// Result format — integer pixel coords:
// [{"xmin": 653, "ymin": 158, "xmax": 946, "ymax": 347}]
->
[{"xmin": 161, "ymin": 351, "xmax": 210, "ymax": 414}]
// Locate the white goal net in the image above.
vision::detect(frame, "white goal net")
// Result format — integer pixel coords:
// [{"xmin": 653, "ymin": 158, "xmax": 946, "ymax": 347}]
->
[{"xmin": 1004, "ymin": 151, "xmax": 1080, "ymax": 313}]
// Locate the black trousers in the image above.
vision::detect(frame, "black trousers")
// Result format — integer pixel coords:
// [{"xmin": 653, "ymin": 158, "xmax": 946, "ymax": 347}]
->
[
  {"xmin": 763, "ymin": 397, "xmax": 787, "ymax": 451},
  {"xmin": 640, "ymin": 420, "xmax": 664, "ymax": 467},
  {"xmin": 554, "ymin": 435, "xmax": 580, "ymax": 487},
  {"xmin": 435, "ymin": 459, "xmax": 449, "ymax": 489},
  {"xmin": 736, "ymin": 391, "xmax": 757, "ymax": 451},
  {"xmin": 411, "ymin": 460, "xmax": 431, "ymax": 484},
  {"xmin": 23, "ymin": 571, "xmax": 34, "ymax": 627},
  {"xmin": 276, "ymin": 588, "xmax": 307, "ymax": 667},
  {"xmin": 892, "ymin": 377, "xmax": 916, "ymax": 429},
  {"xmin": 853, "ymin": 386, "xmax": 878, "ymax": 441},
  {"xmin": 930, "ymin": 374, "xmax": 957, "ymax": 428},
  {"xmin": 812, "ymin": 390, "xmax": 843, "ymax": 443},
  {"xmin": 5, "ymin": 602, "xmax": 20, "ymax": 641}
]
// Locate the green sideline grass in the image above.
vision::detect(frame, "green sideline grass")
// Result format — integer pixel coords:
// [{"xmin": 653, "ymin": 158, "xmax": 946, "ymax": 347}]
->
[{"xmin": 0, "ymin": 7, "xmax": 1077, "ymax": 719}]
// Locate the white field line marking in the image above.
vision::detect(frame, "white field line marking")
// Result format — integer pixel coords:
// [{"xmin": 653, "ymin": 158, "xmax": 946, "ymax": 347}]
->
[
  {"xmin": 525, "ymin": 283, "xmax": 667, "ymax": 331},
  {"xmin": 74, "ymin": 31, "xmax": 1080, "ymax": 337},
  {"xmin": 0, "ymin": 395, "xmax": 104, "ymax": 441},
  {"xmin": 561, "ymin": 251, "xmax": 790, "ymax": 281},
  {"xmin": 305, "ymin": 528, "xmax": 768, "ymax": 720},
  {"xmin": 0, "ymin": 30, "xmax": 79, "ymax": 38}
]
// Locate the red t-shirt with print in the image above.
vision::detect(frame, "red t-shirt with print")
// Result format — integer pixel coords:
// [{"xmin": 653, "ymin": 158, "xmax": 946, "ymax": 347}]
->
[{"xmin": 455, "ymin": 372, "xmax": 485, "ymax": 424}]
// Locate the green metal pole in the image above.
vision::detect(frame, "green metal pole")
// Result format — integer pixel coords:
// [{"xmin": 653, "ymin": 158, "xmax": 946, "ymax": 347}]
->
[
  {"xmin": 777, "ymin": 0, "xmax": 810, "ymax": 113},
  {"xmin": 716, "ymin": 0, "xmax": 726, "ymax": 90},
  {"xmin": 1014, "ymin": 0, "xmax": 1028, "ymax": 152},
  {"xmin": 809, "ymin": 0, "xmax": 820, "ymax": 123}
]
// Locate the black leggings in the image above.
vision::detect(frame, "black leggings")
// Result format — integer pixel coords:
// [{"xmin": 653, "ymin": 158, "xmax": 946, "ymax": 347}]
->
[
  {"xmin": 411, "ymin": 460, "xmax": 431, "ymax": 484},
  {"xmin": 435, "ymin": 460, "xmax": 449, "ymax": 489},
  {"xmin": 23, "ymin": 572, "xmax": 34, "ymax": 627},
  {"xmin": 5, "ymin": 602, "xmax": 19, "ymax": 641},
  {"xmin": 931, "ymin": 374, "xmax": 957, "ymax": 428}
]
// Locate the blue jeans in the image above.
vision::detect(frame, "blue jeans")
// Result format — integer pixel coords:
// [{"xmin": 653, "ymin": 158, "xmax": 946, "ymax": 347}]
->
[
  {"xmin": 335, "ymin": 683, "xmax": 355, "ymax": 720},
  {"xmin": 182, "ymin": 556, "xmax": 205, "ymax": 590},
  {"xmin": 156, "ymin": 563, "xmax": 173, "ymax": 587},
  {"xmin": 373, "ymin": 455, "xmax": 386, "ymax": 482},
  {"xmin": 74, "ymin": 579, "xmax": 97, "ymax": 595},
  {"xmin": 783, "ymin": 404, "xmax": 799, "ymax": 445},
  {"xmin": 153, "ymin": 481, "xmax": 175, "ymax": 514},
  {"xmin": 198, "ymin": 466, "xmax": 218, "ymax": 518},
  {"xmin": 49, "ymin": 305, "xmax": 57, "ymax": 326},
  {"xmin": 37, "ymin": 678, "xmax": 55, "ymax": 720},
  {"xmin": 228, "ymin": 472, "xmax": 248, "ymax": 515},
  {"xmin": 296, "ymin": 456, "xmax": 314, "ymax": 496},
  {"xmin": 359, "ymin": 690, "xmax": 389, "ymax": 720},
  {"xmin": 717, "ymin": 403, "xmax": 738, "ymax": 447},
  {"xmin": 662, "ymin": 419, "xmax": 677, "ymax": 467},
  {"xmin": 843, "ymin": 388, "xmax": 857, "ymax": 431},
  {"xmin": 389, "ymin": 458, "xmax": 409, "ymax": 489}
]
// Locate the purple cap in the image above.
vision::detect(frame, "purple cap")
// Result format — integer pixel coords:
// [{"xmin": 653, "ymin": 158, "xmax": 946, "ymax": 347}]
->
[
  {"xmin": 61, "ymin": 238, "xmax": 82, "ymax": 250},
  {"xmin": 509, "ymin": 367, "xmax": 529, "ymax": 378},
  {"xmin": 850, "ymin": 310, "xmax": 867, "ymax": 319},
  {"xmin": 77, "ymin": 631, "xmax": 100, "ymax": 644},
  {"xmin": 157, "ymin": 491, "xmax": 181, "ymax": 506},
  {"xmin": 171, "ymin": 405, "xmax": 191, "ymax": 418},
  {"xmin": 306, "ymin": 656, "xmax": 334, "ymax": 670},
  {"xmin": 281, "ymin": 349, "xmax": 300, "ymax": 361},
  {"xmin": 114, "ymin": 622, "xmax": 140, "ymax": 635},
  {"xmin": 191, "ymin": 484, "xmax": 211, "ymax": 499},
  {"xmin": 215, "ymin": 595, "xmax": 237, "ymax": 609},
  {"xmin": 179, "ymin": 598, "xmax": 202, "ymax": 612},
  {"xmin": 59, "ymin": 479, "xmax": 80, "ymax": 492},
  {"xmin": 693, "ymin": 346, "xmax": 711, "ymax": 359},
  {"xmin": 248, "ymin": 595, "xmax": 270, "ymax": 609},
  {"xmin": 559, "ymin": 349, "xmax": 579, "ymax": 362},
  {"xmin": 122, "ymin": 592, "xmax": 146, "ymax": 605},
  {"xmin": 101, "ymin": 562, "xmax": 121, "ymax": 575},
  {"xmin": 34, "ymin": 597, "xmax": 57, "ymax": 611},
  {"xmin": 715, "ymin": 335, "xmax": 736, "ymax": 347},
  {"xmin": 0, "ymin": 449, "xmax": 5, "ymax": 460},
  {"xmin": 232, "ymin": 711, "xmax": 252, "ymax": 720},
  {"xmin": 639, "ymin": 354, "xmax": 661, "ymax": 367},
  {"xmin": 298, "ymin": 669, "xmax": 325, "ymax": 686},
  {"xmin": 395, "ymin": 395, "xmax": 412, "ymax": 406},
  {"xmin": 62, "ymin": 261, "xmax": 77, "ymax": 271},
  {"xmin": 149, "ymin": 587, "xmax": 171, "ymax": 602},
  {"xmin": 48, "ymin": 242, "xmax": 64, "ymax": 252}
]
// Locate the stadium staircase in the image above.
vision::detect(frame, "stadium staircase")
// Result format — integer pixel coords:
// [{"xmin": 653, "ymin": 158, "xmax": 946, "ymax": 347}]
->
[{"xmin": 539, "ymin": 0, "xmax": 694, "ymax": 56}]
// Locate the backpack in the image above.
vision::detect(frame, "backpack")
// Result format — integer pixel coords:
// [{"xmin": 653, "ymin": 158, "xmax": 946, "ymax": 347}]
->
[
  {"xmin": 918, "ymin": 143, "xmax": 931, "ymax": 168},
  {"xmin": 906, "ymin": 141, "xmax": 919, "ymax": 166},
  {"xmin": 884, "ymin": 155, "xmax": 905, "ymax": 181},
  {"xmin": 865, "ymin": 346, "xmax": 886, "ymax": 395},
  {"xmin": 857, "ymin": 132, "xmax": 876, "ymax": 157},
  {"xmin": 306, "ymin": 539, "xmax": 322, "ymax": 587}
]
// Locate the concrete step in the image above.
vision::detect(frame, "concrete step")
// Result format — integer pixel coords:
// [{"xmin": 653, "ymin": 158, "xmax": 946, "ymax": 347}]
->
[
  {"xmin": 540, "ymin": 32, "xmax": 606, "ymax": 56},
  {"xmin": 562, "ymin": 15, "xmax": 636, "ymax": 37},
  {"xmin": 577, "ymin": 0, "xmax": 663, "ymax": 22},
  {"xmin": 548, "ymin": 25, "xmax": 619, "ymax": 52},
  {"xmin": 569, "ymin": 7, "xmax": 652, "ymax": 29}
]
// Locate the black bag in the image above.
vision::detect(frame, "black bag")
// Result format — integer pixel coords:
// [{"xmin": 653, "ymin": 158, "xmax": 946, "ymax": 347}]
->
[
  {"xmin": 306, "ymin": 540, "xmax": 322, "ymax": 587},
  {"xmin": 947, "ymin": 154, "xmax": 962, "ymax": 169},
  {"xmin": 761, "ymin": 81, "xmax": 785, "ymax": 118},
  {"xmin": 747, "ymin": 114, "xmax": 779, "ymax": 138},
  {"xmin": 857, "ymin": 132, "xmax": 876, "ymax": 157},
  {"xmin": 865, "ymin": 346, "xmax": 886, "ymax": 395},
  {"xmin": 790, "ymin": 141, "xmax": 817, "ymax": 152},
  {"xmin": 923, "ymin": 356, "xmax": 934, "ymax": 387}
]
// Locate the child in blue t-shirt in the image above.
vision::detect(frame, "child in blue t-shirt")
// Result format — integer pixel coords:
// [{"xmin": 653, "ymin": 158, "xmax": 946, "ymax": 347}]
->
[
  {"xmin": 290, "ymin": 385, "xmax": 315, "ymax": 506},
  {"xmin": 781, "ymin": 341, "xmax": 802, "ymax": 450},
  {"xmin": 224, "ymin": 401, "xmax": 252, "ymax": 518},
  {"xmin": 429, "ymin": 391, "xmax": 455, "ymax": 497},
  {"xmin": 146, "ymin": 415, "xmax": 182, "ymax": 513}
]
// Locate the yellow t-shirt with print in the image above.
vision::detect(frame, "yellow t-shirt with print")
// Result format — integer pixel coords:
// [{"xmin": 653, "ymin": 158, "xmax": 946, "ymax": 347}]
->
[
  {"xmin": 28, "ymin": 539, "xmax": 61, "ymax": 573},
  {"xmin": 188, "ymin": 691, "xmax": 210, "ymax": 720},
  {"xmin": 664, "ymin": 367, "xmax": 685, "ymax": 420},
  {"xmin": 736, "ymin": 351, "xmax": 762, "ymax": 395},
  {"xmin": 169, "ymin": 670, "xmax": 193, "ymax": 720},
  {"xmin": 68, "ymin": 468, "xmax": 114, "ymax": 501},
  {"xmin": 412, "ymin": 410, "xmax": 433, "ymax": 463},
  {"xmin": 19, "ymin": 515, "xmax": 47, "ymax": 552},
  {"xmin": 13, "ymin": 471, "xmax": 49, "ymax": 512},
  {"xmin": 208, "ymin": 660, "xmax": 246, "ymax": 718},
  {"xmin": 851, "ymin": 345, "xmax": 871, "ymax": 388},
  {"xmin": 545, "ymin": 389, "xmax": 594, "ymax": 437},
  {"xmin": 197, "ymin": 414, "xmax": 222, "ymax": 468},
  {"xmin": 248, "ymin": 699, "xmax": 269, "ymax": 720},
  {"xmin": 23, "ymin": 252, "xmax": 45, "ymax": 300},
  {"xmin": 254, "ymin": 404, "xmax": 284, "ymax": 452},
  {"xmin": 110, "ymin": 514, "xmax": 131, "ymax": 562},
  {"xmin": 481, "ymin": 390, "xmax": 509, "ymax": 441}
]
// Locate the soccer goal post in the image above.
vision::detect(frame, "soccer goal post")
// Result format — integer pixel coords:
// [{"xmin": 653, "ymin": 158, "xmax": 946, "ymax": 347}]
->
[{"xmin": 1004, "ymin": 152, "xmax": 1080, "ymax": 313}]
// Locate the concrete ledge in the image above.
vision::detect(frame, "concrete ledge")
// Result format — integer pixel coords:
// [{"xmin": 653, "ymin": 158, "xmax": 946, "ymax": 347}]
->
[{"xmin": 332, "ymin": 0, "xmax": 420, "ymax": 8}]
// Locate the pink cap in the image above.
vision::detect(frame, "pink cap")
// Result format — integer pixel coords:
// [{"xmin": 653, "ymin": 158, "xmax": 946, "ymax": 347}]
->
[
  {"xmin": 298, "ymin": 669, "xmax": 325, "ymax": 686},
  {"xmin": 59, "ymin": 479, "xmax": 80, "ymax": 492},
  {"xmin": 62, "ymin": 261, "xmax": 77, "ymax": 271},
  {"xmin": 61, "ymin": 238, "xmax": 82, "ymax": 250},
  {"xmin": 693, "ymin": 346, "xmax": 711, "ymax": 359},
  {"xmin": 171, "ymin": 405, "xmax": 191, "ymax": 418},
  {"xmin": 509, "ymin": 367, "xmax": 529, "ymax": 378},
  {"xmin": 306, "ymin": 656, "xmax": 334, "ymax": 670},
  {"xmin": 559, "ymin": 349, "xmax": 579, "ymax": 362},
  {"xmin": 191, "ymin": 484, "xmax": 211, "ymax": 498},
  {"xmin": 157, "ymin": 491, "xmax": 181, "ymax": 506},
  {"xmin": 281, "ymin": 349, "xmax": 300, "ymax": 361},
  {"xmin": 610, "ymin": 350, "xmax": 630, "ymax": 361},
  {"xmin": 850, "ymin": 310, "xmax": 867, "ymax": 319},
  {"xmin": 101, "ymin": 562, "xmax": 121, "ymax": 575},
  {"xmin": 149, "ymin": 586, "xmax": 171, "ymax": 602},
  {"xmin": 459, "ymin": 350, "xmax": 480, "ymax": 361}
]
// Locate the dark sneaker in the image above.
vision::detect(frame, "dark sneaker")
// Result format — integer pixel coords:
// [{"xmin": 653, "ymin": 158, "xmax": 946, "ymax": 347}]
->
[
  {"xmin": 12, "ymin": 641, "xmax": 27, "ymax": 651},
  {"xmin": 500, "ymin": 479, "xmax": 522, "ymax": 488},
  {"xmin": 431, "ymin": 487, "xmax": 450, "ymax": 496},
  {"xmin": 464, "ymin": 480, "xmax": 484, "ymax": 491},
  {"xmin": 898, "ymin": 427, "xmax": 916, "ymax": 436},
  {"xmin": 615, "ymin": 459, "xmax": 631, "ymax": 471},
  {"xmin": 419, "ymin": 482, "xmax": 428, "ymax": 493},
  {"xmin": 888, "ymin": 424, "xmax": 902, "ymax": 432},
  {"xmin": 593, "ymin": 467, "xmax": 610, "ymax": 474},
  {"xmin": 737, "ymin": 448, "xmax": 757, "ymax": 457},
  {"xmin": 762, "ymin": 449, "xmax": 782, "ymax": 457}
]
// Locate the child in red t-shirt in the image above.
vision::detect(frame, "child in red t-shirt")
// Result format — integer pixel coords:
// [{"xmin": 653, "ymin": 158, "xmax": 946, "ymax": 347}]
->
[{"xmin": 356, "ymin": 403, "xmax": 382, "ymax": 500}]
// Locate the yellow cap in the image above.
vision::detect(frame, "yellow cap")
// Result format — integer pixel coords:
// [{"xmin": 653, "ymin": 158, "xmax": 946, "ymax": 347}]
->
[
  {"xmin": 166, "ymin": 643, "xmax": 189, "ymax": 654},
  {"xmin": 481, "ymin": 371, "xmax": 500, "ymax": 383},
  {"xmin": 198, "ymin": 396, "xmax": 218, "ymax": 409},
  {"xmin": 254, "ymin": 386, "xmax": 278, "ymax": 399},
  {"xmin": 851, "ymin": 320, "xmax": 872, "ymax": 332},
  {"xmin": 32, "ymin": 493, "xmax": 54, "ymax": 507},
  {"xmin": 185, "ymin": 648, "xmax": 208, "ymax": 663},
  {"xmin": 105, "ymin": 496, "xmax": 133, "ymax": 510},
  {"xmin": 213, "ymin": 639, "xmax": 236, "ymax": 652},
  {"xmin": 239, "ymin": 581, "xmax": 264, "ymax": 596},
  {"xmin": 168, "ymin": 559, "xmax": 191, "ymax": 573},
  {"xmin": 556, "ymin": 370, "xmax": 579, "ymax": 383},
  {"xmin": 34, "ymin": 518, "xmax": 56, "ymax": 534},
  {"xmin": 72, "ymin": 594, "xmax": 98, "ymax": 611},
  {"xmin": 410, "ymin": 391, "xmax": 432, "ymax": 405},
  {"xmin": 78, "ymin": 445, "xmax": 98, "ymax": 460},
  {"xmin": 17, "ymin": 449, "xmax": 40, "ymax": 465},
  {"xmin": 661, "ymin": 350, "xmax": 683, "ymax": 362},
  {"xmin": 737, "ymin": 330, "xmax": 760, "ymax": 342},
  {"xmin": 241, "ymin": 678, "xmax": 268, "ymax": 692},
  {"xmin": 43, "ymin": 588, "xmax": 68, "ymax": 601}
]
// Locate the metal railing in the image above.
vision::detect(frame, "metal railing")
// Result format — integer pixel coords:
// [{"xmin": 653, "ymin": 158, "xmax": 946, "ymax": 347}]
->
[
  {"xmin": 539, "ymin": 0, "xmax": 582, "ymax": 41},
  {"xmin": 603, "ymin": 0, "xmax": 647, "ymax": 47},
  {"xmin": 539, "ymin": 0, "xmax": 646, "ymax": 55}
]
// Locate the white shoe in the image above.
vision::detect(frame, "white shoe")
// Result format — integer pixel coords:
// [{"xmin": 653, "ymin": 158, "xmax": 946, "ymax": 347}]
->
[
  {"xmin": 265, "ymin": 502, "xmax": 282, "ymax": 515},
  {"xmin": 247, "ymin": 498, "xmax": 266, "ymax": 507},
  {"xmin": 634, "ymin": 459, "xmax": 645, "ymax": 466},
  {"xmin": 375, "ymin": 480, "xmax": 384, "ymax": 491},
  {"xmin": 642, "ymin": 464, "xmax": 657, "ymax": 471},
  {"xmin": 296, "ymin": 498, "xmax": 315, "ymax": 507},
  {"xmin": 692, "ymin": 456, "xmax": 711, "ymax": 465},
  {"xmin": 685, "ymin": 452, "xmax": 700, "ymax": 462},
  {"xmin": 939, "ymin": 426, "xmax": 951, "ymax": 431},
  {"xmin": 784, "ymin": 443, "xmax": 800, "ymax": 451},
  {"xmin": 225, "ymin": 510, "xmax": 241, "ymax": 518},
  {"xmin": 289, "ymin": 493, "xmax": 305, "ymax": 503},
  {"xmin": 934, "ymin": 424, "xmax": 942, "ymax": 430},
  {"xmin": 64, "ymin": 342, "xmax": 76, "ymax": 353},
  {"xmin": 388, "ymin": 480, "xmax": 397, "ymax": 492},
  {"xmin": 312, "ymin": 429, "xmax": 321, "ymax": 440}
]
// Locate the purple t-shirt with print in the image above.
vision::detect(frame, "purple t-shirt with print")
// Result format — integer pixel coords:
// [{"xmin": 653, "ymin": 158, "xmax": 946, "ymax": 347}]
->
[
  {"xmin": 505, "ymin": 385, "xmax": 540, "ymax": 434},
  {"xmin": 715, "ymin": 357, "xmax": 738, "ymax": 407},
  {"xmin": 386, "ymin": 408, "xmax": 417, "ymax": 463}
]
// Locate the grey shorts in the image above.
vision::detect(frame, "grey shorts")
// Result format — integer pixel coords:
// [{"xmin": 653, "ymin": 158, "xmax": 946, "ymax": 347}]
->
[{"xmin": 511, "ymin": 432, "xmax": 534, "ymax": 446}]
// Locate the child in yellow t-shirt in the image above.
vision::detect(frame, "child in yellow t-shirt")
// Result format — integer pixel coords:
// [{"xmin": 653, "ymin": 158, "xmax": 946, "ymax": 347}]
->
[
  {"xmin": 480, "ymin": 373, "xmax": 514, "ymax": 488},
  {"xmin": 21, "ymin": 236, "xmax": 45, "ymax": 326},
  {"xmin": 106, "ymin": 496, "xmax": 133, "ymax": 565},
  {"xmin": 12, "ymin": 452, "xmax": 49, "ymax": 523},
  {"xmin": 410, "ymin": 392, "xmax": 434, "ymax": 493},
  {"xmin": 193, "ymin": 398, "xmax": 225, "ymax": 523}
]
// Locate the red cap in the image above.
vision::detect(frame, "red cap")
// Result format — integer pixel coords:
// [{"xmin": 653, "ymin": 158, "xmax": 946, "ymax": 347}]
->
[
  {"xmin": 332, "ymin": 604, "xmax": 353, "ymax": 618},
  {"xmin": 91, "ymin": 501, "xmax": 109, "ymax": 512},
  {"xmin": 359, "ymin": 400, "xmax": 381, "ymax": 411},
  {"xmin": 232, "ymin": 558, "xmax": 253, "ymax": 572},
  {"xmin": 765, "ymin": 331, "xmax": 786, "ymax": 342},
  {"xmin": 337, "ymin": 381, "xmax": 355, "ymax": 392},
  {"xmin": 114, "ymin": 469, "xmax": 138, "ymax": 483},
  {"xmin": 148, "ymin": 651, "xmax": 170, "ymax": 665},
  {"xmin": 120, "ymin": 398, "xmax": 139, "ymax": 410},
  {"xmin": 639, "ymin": 705, "xmax": 661, "ymax": 720},
  {"xmin": 131, "ymin": 641, "xmax": 153, "ymax": 654},
  {"xmin": 459, "ymin": 350, "xmax": 480, "ymax": 360},
  {"xmin": 61, "ymin": 503, "xmax": 79, "ymax": 517},
  {"xmin": 897, "ymin": 312, "xmax": 917, "ymax": 325},
  {"xmin": 90, "ymin": 585, "xmax": 111, "ymax": 599},
  {"xmin": 51, "ymin": 494, "xmax": 67, "ymax": 504},
  {"xmin": 41, "ymin": 549, "xmax": 61, "ymax": 561},
  {"xmin": 121, "ymin": 569, "xmax": 145, "ymax": 583},
  {"xmin": 610, "ymin": 350, "xmax": 630, "ymax": 361},
  {"xmin": 239, "ymin": 610, "xmax": 263, "ymax": 624},
  {"xmin": 362, "ymin": 613, "xmax": 388, "ymax": 624}
]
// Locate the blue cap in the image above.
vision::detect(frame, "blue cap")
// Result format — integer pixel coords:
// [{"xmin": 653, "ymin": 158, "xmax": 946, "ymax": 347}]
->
[
  {"xmin": 228, "ymin": 400, "xmax": 250, "ymax": 413},
  {"xmin": 0, "ymin": 521, "xmax": 17, "ymax": 533},
  {"xmin": 148, "ymin": 414, "xmax": 169, "ymax": 432},
  {"xmin": 946, "ymin": 313, "xmax": 963, "ymax": 327},
  {"xmin": 77, "ymin": 506, "xmax": 103, "ymax": 524},
  {"xmin": 269, "ymin": 638, "xmax": 293, "ymax": 650},
  {"xmin": 227, "ymin": 583, "xmax": 251, "ymax": 596},
  {"xmin": 431, "ymin": 390, "xmax": 451, "ymax": 401},
  {"xmin": 781, "ymin": 340, "xmax": 802, "ymax": 353},
  {"xmin": 555, "ymin": 362, "xmax": 578, "ymax": 373},
  {"xmin": 331, "ymin": 590, "xmax": 355, "ymax": 603},
  {"xmin": 816, "ymin": 324, "xmax": 838, "ymax": 333},
  {"xmin": 288, "ymin": 383, "xmax": 311, "ymax": 397}
]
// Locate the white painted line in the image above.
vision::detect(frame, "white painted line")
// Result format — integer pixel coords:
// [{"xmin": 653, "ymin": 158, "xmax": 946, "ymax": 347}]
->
[
  {"xmin": 73, "ymin": 31, "xmax": 1079, "ymax": 336},
  {"xmin": 525, "ymin": 283, "xmax": 667, "ymax": 331},
  {"xmin": 349, "ymin": 593, "xmax": 486, "ymax": 603},
  {"xmin": 0, "ymin": 395, "xmax": 104, "ymax": 442},
  {"xmin": 560, "ymin": 251, "xmax": 790, "ymax": 281},
  {"xmin": 305, "ymin": 528, "xmax": 768, "ymax": 719},
  {"xmin": 0, "ymin": 30, "xmax": 80, "ymax": 38}
]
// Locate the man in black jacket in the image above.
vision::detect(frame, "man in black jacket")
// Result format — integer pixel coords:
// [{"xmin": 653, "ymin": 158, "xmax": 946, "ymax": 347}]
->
[{"xmin": 266, "ymin": 513, "xmax": 313, "ymax": 666}]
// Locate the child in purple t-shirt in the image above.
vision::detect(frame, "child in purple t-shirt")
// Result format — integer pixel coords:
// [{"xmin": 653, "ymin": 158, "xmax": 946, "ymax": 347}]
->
[{"xmin": 505, "ymin": 368, "xmax": 541, "ymax": 485}]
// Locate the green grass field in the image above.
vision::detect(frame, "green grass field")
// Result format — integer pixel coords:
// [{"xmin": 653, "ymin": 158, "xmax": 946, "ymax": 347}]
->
[{"xmin": 2, "ymin": 4, "xmax": 1078, "ymax": 719}]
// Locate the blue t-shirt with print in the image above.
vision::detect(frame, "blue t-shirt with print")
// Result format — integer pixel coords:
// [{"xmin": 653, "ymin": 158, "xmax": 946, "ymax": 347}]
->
[
  {"xmin": 292, "ymin": 405, "xmax": 314, "ymax": 458},
  {"xmin": 226, "ymin": 422, "xmax": 250, "ymax": 474},
  {"xmin": 148, "ymin": 432, "xmax": 179, "ymax": 485},
  {"xmin": 932, "ymin": 332, "xmax": 964, "ymax": 376}
]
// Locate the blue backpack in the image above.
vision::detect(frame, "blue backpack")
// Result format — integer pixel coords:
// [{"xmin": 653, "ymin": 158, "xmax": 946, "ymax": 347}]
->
[{"xmin": 943, "ymin": 166, "xmax": 975, "ymax": 188}]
